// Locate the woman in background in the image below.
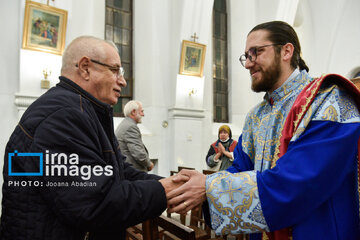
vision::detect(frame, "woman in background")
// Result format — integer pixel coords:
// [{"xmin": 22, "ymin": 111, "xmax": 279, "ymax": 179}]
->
[{"xmin": 206, "ymin": 125, "xmax": 237, "ymax": 171}]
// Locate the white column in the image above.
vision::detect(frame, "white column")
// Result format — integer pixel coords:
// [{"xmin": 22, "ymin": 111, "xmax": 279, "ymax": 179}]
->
[{"xmin": 276, "ymin": 0, "xmax": 300, "ymax": 24}]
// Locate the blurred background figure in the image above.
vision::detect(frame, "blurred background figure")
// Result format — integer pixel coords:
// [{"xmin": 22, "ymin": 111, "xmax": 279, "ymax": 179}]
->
[
  {"xmin": 205, "ymin": 125, "xmax": 237, "ymax": 171},
  {"xmin": 116, "ymin": 100, "xmax": 154, "ymax": 172}
]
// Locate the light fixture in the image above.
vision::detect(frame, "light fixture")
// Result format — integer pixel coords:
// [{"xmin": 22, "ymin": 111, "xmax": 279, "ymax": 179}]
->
[
  {"xmin": 189, "ymin": 88, "xmax": 197, "ymax": 96},
  {"xmin": 41, "ymin": 68, "xmax": 51, "ymax": 89}
]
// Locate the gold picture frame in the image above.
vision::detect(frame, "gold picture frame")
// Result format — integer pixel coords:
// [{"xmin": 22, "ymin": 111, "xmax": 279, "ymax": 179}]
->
[
  {"xmin": 22, "ymin": 1, "xmax": 68, "ymax": 55},
  {"xmin": 179, "ymin": 40, "xmax": 206, "ymax": 77}
]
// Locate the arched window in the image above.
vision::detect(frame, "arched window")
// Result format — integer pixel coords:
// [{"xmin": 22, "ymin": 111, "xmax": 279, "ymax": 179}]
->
[
  {"xmin": 105, "ymin": 0, "xmax": 133, "ymax": 117},
  {"xmin": 212, "ymin": 0, "xmax": 228, "ymax": 122}
]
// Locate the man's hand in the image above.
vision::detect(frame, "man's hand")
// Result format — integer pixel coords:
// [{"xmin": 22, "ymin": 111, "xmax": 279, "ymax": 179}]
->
[
  {"xmin": 147, "ymin": 162, "xmax": 154, "ymax": 171},
  {"xmin": 166, "ymin": 169, "xmax": 207, "ymax": 214},
  {"xmin": 159, "ymin": 174, "xmax": 189, "ymax": 195}
]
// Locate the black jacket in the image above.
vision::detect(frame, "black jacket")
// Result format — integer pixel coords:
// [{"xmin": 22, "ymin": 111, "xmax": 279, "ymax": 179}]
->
[{"xmin": 0, "ymin": 76, "xmax": 167, "ymax": 240}]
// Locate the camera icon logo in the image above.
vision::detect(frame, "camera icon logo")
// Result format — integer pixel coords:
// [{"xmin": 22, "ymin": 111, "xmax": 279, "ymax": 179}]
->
[{"xmin": 8, "ymin": 150, "xmax": 43, "ymax": 176}]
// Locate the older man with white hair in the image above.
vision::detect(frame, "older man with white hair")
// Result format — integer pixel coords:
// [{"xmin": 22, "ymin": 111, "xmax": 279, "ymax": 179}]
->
[{"xmin": 115, "ymin": 100, "xmax": 154, "ymax": 172}]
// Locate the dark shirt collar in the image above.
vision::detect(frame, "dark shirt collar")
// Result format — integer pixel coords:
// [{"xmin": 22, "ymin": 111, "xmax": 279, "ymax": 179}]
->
[{"xmin": 58, "ymin": 76, "xmax": 112, "ymax": 112}]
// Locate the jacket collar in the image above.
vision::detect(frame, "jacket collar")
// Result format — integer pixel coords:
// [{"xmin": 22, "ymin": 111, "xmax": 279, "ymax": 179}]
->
[
  {"xmin": 125, "ymin": 116, "xmax": 137, "ymax": 124},
  {"xmin": 58, "ymin": 76, "xmax": 113, "ymax": 113}
]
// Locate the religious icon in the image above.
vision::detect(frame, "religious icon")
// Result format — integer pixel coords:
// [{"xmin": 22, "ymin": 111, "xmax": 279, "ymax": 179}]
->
[
  {"xmin": 22, "ymin": 1, "xmax": 68, "ymax": 55},
  {"xmin": 179, "ymin": 40, "xmax": 206, "ymax": 77}
]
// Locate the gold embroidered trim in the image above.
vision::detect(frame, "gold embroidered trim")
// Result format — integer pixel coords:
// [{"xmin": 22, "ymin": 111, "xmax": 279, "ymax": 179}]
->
[
  {"xmin": 262, "ymin": 232, "xmax": 269, "ymax": 240},
  {"xmin": 292, "ymin": 79, "xmax": 321, "ymax": 133},
  {"xmin": 271, "ymin": 79, "xmax": 322, "ymax": 168},
  {"xmin": 271, "ymin": 133, "xmax": 282, "ymax": 168},
  {"xmin": 206, "ymin": 172, "xmax": 263, "ymax": 234}
]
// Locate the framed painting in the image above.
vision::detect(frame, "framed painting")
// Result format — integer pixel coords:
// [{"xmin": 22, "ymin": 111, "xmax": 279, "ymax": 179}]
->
[
  {"xmin": 179, "ymin": 40, "xmax": 206, "ymax": 77},
  {"xmin": 22, "ymin": 1, "xmax": 68, "ymax": 55}
]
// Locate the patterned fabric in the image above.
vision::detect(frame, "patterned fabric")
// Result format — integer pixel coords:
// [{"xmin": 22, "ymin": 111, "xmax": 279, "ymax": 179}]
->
[
  {"xmin": 205, "ymin": 70, "xmax": 360, "ymax": 238},
  {"xmin": 242, "ymin": 70, "xmax": 310, "ymax": 172},
  {"xmin": 292, "ymin": 83, "xmax": 360, "ymax": 142},
  {"xmin": 206, "ymin": 171, "xmax": 269, "ymax": 235}
]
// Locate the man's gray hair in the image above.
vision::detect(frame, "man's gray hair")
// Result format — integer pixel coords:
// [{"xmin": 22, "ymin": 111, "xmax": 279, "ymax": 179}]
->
[
  {"xmin": 124, "ymin": 100, "xmax": 142, "ymax": 117},
  {"xmin": 61, "ymin": 36, "xmax": 118, "ymax": 75}
]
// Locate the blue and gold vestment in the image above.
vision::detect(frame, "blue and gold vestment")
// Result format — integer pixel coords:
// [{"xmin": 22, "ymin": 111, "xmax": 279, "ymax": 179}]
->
[{"xmin": 205, "ymin": 70, "xmax": 360, "ymax": 240}]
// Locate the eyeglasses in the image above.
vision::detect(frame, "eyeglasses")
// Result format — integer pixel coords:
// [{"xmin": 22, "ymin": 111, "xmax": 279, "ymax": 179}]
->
[
  {"xmin": 239, "ymin": 44, "xmax": 283, "ymax": 67},
  {"xmin": 75, "ymin": 59, "xmax": 125, "ymax": 78},
  {"xmin": 90, "ymin": 59, "xmax": 125, "ymax": 78}
]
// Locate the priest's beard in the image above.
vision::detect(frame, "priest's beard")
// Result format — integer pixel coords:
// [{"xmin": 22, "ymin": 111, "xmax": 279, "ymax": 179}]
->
[{"xmin": 251, "ymin": 53, "xmax": 281, "ymax": 93}]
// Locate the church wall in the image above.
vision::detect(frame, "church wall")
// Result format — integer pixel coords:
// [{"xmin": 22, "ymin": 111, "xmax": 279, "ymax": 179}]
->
[
  {"xmin": 228, "ymin": 0, "xmax": 265, "ymax": 133},
  {"xmin": 290, "ymin": 0, "xmax": 360, "ymax": 78},
  {"xmin": 17, "ymin": 0, "xmax": 105, "ymax": 96},
  {"xmin": 133, "ymin": 0, "xmax": 216, "ymax": 175},
  {"xmin": 309, "ymin": 0, "xmax": 360, "ymax": 78},
  {"xmin": 0, "ymin": 0, "xmax": 22, "ymax": 202}
]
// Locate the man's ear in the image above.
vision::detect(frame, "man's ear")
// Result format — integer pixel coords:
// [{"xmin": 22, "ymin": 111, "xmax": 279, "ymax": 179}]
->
[
  {"xmin": 131, "ymin": 109, "xmax": 137, "ymax": 117},
  {"xmin": 282, "ymin": 43, "xmax": 294, "ymax": 62},
  {"xmin": 77, "ymin": 57, "xmax": 90, "ymax": 80}
]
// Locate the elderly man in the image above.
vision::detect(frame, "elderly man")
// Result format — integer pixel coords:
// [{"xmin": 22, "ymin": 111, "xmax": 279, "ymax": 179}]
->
[
  {"xmin": 167, "ymin": 21, "xmax": 360, "ymax": 240},
  {"xmin": 115, "ymin": 100, "xmax": 154, "ymax": 172},
  {"xmin": 0, "ymin": 36, "xmax": 184, "ymax": 240}
]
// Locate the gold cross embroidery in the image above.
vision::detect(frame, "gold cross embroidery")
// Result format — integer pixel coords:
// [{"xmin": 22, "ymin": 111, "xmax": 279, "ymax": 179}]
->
[{"xmin": 217, "ymin": 177, "xmax": 242, "ymax": 206}]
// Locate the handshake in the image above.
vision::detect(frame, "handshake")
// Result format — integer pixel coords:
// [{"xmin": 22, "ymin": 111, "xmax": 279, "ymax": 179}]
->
[{"xmin": 159, "ymin": 169, "xmax": 207, "ymax": 214}]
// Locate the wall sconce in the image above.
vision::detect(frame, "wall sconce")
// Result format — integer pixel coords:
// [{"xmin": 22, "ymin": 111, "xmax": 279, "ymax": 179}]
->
[
  {"xmin": 189, "ymin": 88, "xmax": 197, "ymax": 97},
  {"xmin": 162, "ymin": 120, "xmax": 168, "ymax": 128},
  {"xmin": 41, "ymin": 68, "xmax": 51, "ymax": 89}
]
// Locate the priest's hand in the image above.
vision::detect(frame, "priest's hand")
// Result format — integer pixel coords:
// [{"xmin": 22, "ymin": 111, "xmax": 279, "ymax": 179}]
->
[{"xmin": 166, "ymin": 169, "xmax": 207, "ymax": 214}]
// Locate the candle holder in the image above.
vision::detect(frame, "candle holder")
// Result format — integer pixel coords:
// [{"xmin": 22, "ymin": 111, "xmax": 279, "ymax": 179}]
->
[{"xmin": 41, "ymin": 68, "xmax": 51, "ymax": 89}]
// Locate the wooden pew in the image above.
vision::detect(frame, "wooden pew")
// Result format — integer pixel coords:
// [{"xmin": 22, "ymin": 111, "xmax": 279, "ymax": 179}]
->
[{"xmin": 126, "ymin": 215, "xmax": 196, "ymax": 240}]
